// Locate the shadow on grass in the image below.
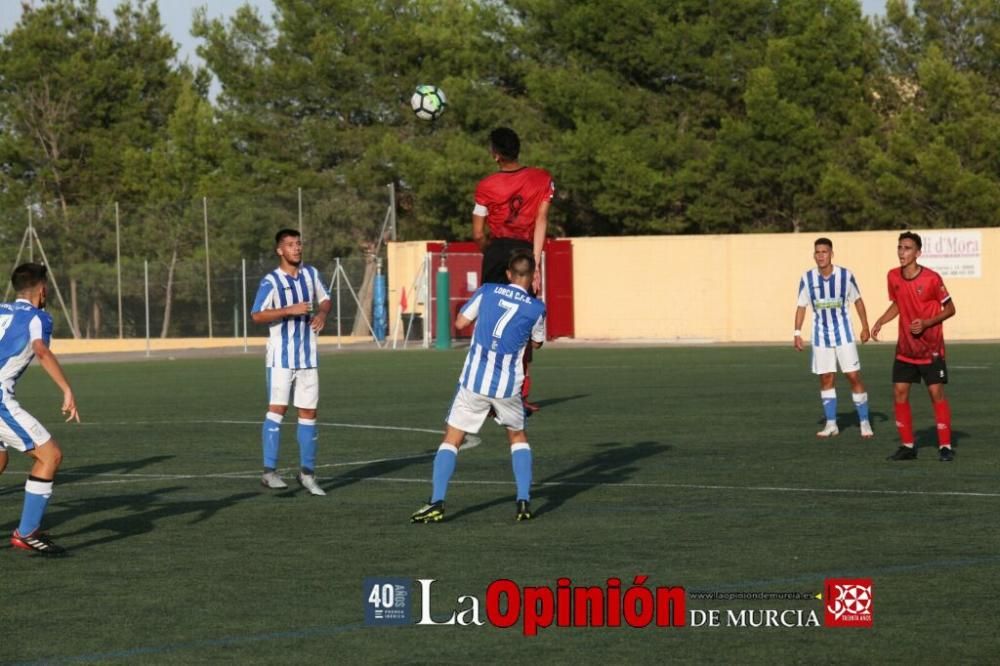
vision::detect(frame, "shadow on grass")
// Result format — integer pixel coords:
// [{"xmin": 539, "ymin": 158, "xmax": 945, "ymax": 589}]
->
[
  {"xmin": 0, "ymin": 455, "xmax": 177, "ymax": 498},
  {"xmin": 532, "ymin": 394, "xmax": 590, "ymax": 409},
  {"xmin": 58, "ymin": 455, "xmax": 178, "ymax": 486},
  {"xmin": 816, "ymin": 410, "xmax": 890, "ymax": 431},
  {"xmin": 28, "ymin": 486, "xmax": 259, "ymax": 550},
  {"xmin": 914, "ymin": 426, "xmax": 968, "ymax": 450},
  {"xmin": 283, "ymin": 452, "xmax": 436, "ymax": 496},
  {"xmin": 446, "ymin": 440, "xmax": 670, "ymax": 521}
]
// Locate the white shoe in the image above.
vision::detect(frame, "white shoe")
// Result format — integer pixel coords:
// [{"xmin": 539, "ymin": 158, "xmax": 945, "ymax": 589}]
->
[
  {"xmin": 816, "ymin": 422, "xmax": 839, "ymax": 438},
  {"xmin": 297, "ymin": 473, "xmax": 327, "ymax": 496},
  {"xmin": 261, "ymin": 471, "xmax": 288, "ymax": 489},
  {"xmin": 860, "ymin": 421, "xmax": 874, "ymax": 439}
]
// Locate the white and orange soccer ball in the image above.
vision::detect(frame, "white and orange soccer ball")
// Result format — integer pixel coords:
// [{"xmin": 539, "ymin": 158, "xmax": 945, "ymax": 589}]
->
[{"xmin": 410, "ymin": 85, "xmax": 447, "ymax": 121}]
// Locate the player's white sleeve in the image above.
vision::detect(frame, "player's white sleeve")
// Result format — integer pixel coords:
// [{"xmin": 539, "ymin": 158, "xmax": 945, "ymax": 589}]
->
[
  {"xmin": 251, "ymin": 276, "xmax": 277, "ymax": 314},
  {"xmin": 312, "ymin": 267, "xmax": 330, "ymax": 303},
  {"xmin": 796, "ymin": 275, "xmax": 811, "ymax": 308},
  {"xmin": 845, "ymin": 271, "xmax": 861, "ymax": 303},
  {"xmin": 472, "ymin": 203, "xmax": 488, "ymax": 217},
  {"xmin": 460, "ymin": 291, "xmax": 483, "ymax": 321},
  {"xmin": 530, "ymin": 314, "xmax": 545, "ymax": 343},
  {"xmin": 28, "ymin": 315, "xmax": 43, "ymax": 342}
]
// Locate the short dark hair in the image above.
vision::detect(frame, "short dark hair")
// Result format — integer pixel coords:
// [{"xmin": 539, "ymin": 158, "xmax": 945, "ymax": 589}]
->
[
  {"xmin": 814, "ymin": 237, "xmax": 833, "ymax": 250},
  {"xmin": 489, "ymin": 127, "xmax": 520, "ymax": 161},
  {"xmin": 11, "ymin": 263, "xmax": 47, "ymax": 292},
  {"xmin": 275, "ymin": 228, "xmax": 300, "ymax": 245},
  {"xmin": 507, "ymin": 251, "xmax": 535, "ymax": 278},
  {"xmin": 898, "ymin": 231, "xmax": 922, "ymax": 250}
]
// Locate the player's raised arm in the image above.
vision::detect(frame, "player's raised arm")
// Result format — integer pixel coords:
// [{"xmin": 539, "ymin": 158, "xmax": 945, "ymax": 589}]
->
[{"xmin": 472, "ymin": 212, "xmax": 489, "ymax": 251}]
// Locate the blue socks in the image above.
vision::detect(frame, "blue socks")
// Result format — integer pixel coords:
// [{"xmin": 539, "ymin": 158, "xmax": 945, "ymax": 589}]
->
[
  {"xmin": 431, "ymin": 444, "xmax": 458, "ymax": 503},
  {"xmin": 852, "ymin": 392, "xmax": 870, "ymax": 423},
  {"xmin": 297, "ymin": 418, "xmax": 318, "ymax": 473},
  {"xmin": 511, "ymin": 443, "xmax": 533, "ymax": 501},
  {"xmin": 18, "ymin": 476, "xmax": 53, "ymax": 536},
  {"xmin": 821, "ymin": 389, "xmax": 837, "ymax": 424},
  {"xmin": 428, "ymin": 441, "xmax": 533, "ymax": 504},
  {"xmin": 262, "ymin": 412, "xmax": 283, "ymax": 469}
]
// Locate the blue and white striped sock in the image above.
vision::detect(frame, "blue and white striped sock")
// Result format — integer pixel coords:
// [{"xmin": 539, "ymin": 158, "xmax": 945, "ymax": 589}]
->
[
  {"xmin": 18, "ymin": 476, "xmax": 53, "ymax": 536},
  {"xmin": 262, "ymin": 412, "xmax": 283, "ymax": 469},
  {"xmin": 821, "ymin": 389, "xmax": 837, "ymax": 425},
  {"xmin": 511, "ymin": 443, "xmax": 533, "ymax": 501},
  {"xmin": 852, "ymin": 392, "xmax": 870, "ymax": 423},
  {"xmin": 431, "ymin": 444, "xmax": 458, "ymax": 503},
  {"xmin": 297, "ymin": 418, "xmax": 318, "ymax": 474}
]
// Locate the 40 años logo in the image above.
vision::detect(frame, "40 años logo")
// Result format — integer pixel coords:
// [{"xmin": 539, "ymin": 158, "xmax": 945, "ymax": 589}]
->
[{"xmin": 416, "ymin": 576, "xmax": 686, "ymax": 636}]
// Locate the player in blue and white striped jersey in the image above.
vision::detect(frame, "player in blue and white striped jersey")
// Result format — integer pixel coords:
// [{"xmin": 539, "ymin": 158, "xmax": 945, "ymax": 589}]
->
[
  {"xmin": 251, "ymin": 229, "xmax": 331, "ymax": 496},
  {"xmin": 411, "ymin": 251, "xmax": 546, "ymax": 523},
  {"xmin": 0, "ymin": 263, "xmax": 80, "ymax": 556},
  {"xmin": 794, "ymin": 238, "xmax": 873, "ymax": 439}
]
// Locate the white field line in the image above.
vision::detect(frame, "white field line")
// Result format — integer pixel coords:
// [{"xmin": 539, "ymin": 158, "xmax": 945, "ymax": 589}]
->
[
  {"xmin": 73, "ymin": 419, "xmax": 443, "ymax": 434},
  {"xmin": 57, "ymin": 466, "xmax": 1000, "ymax": 499},
  {"xmin": 42, "ymin": 419, "xmax": 1000, "ymax": 498}
]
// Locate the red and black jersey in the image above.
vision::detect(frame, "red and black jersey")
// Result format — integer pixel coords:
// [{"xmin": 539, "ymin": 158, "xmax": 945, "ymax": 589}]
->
[
  {"xmin": 473, "ymin": 167, "xmax": 554, "ymax": 242},
  {"xmin": 887, "ymin": 265, "xmax": 952, "ymax": 364}
]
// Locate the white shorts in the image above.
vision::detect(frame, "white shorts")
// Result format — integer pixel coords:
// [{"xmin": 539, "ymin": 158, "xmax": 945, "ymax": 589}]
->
[
  {"xmin": 446, "ymin": 386, "xmax": 525, "ymax": 434},
  {"xmin": 267, "ymin": 367, "xmax": 319, "ymax": 409},
  {"xmin": 0, "ymin": 395, "xmax": 52, "ymax": 452},
  {"xmin": 812, "ymin": 343, "xmax": 861, "ymax": 375}
]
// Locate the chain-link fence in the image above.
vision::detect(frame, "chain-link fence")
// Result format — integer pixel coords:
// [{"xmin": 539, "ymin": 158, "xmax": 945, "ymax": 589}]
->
[{"xmin": 0, "ymin": 186, "xmax": 397, "ymax": 340}]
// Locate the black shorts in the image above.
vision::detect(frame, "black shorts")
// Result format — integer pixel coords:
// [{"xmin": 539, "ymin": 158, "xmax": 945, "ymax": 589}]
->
[
  {"xmin": 892, "ymin": 357, "xmax": 948, "ymax": 385},
  {"xmin": 482, "ymin": 237, "xmax": 533, "ymax": 285}
]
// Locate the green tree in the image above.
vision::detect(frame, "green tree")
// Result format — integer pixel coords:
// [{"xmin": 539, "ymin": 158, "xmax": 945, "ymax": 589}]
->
[{"xmin": 0, "ymin": 0, "xmax": 181, "ymax": 336}]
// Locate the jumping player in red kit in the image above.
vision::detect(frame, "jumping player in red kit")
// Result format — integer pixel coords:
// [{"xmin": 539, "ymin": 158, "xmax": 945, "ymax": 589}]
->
[
  {"xmin": 872, "ymin": 231, "xmax": 957, "ymax": 462},
  {"xmin": 472, "ymin": 127, "xmax": 554, "ymax": 413}
]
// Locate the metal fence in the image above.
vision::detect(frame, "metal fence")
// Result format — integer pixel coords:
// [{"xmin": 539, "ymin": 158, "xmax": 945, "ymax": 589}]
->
[{"xmin": 0, "ymin": 185, "xmax": 397, "ymax": 341}]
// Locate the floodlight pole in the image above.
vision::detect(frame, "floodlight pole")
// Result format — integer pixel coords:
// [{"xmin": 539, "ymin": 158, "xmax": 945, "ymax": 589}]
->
[{"xmin": 298, "ymin": 187, "xmax": 303, "ymax": 238}]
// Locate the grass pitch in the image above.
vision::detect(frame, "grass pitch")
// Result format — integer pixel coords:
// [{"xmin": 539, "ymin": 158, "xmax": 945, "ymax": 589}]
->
[{"xmin": 1, "ymin": 343, "xmax": 998, "ymax": 664}]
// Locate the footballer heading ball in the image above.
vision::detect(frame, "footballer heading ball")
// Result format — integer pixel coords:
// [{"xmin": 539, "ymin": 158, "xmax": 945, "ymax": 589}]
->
[{"xmin": 410, "ymin": 84, "xmax": 447, "ymax": 121}]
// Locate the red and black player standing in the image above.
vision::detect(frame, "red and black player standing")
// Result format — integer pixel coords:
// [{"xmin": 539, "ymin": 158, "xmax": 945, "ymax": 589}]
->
[
  {"xmin": 472, "ymin": 128, "xmax": 554, "ymax": 413},
  {"xmin": 872, "ymin": 231, "xmax": 957, "ymax": 462}
]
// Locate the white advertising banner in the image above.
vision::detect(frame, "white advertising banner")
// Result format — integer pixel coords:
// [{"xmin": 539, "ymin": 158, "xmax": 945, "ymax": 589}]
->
[{"xmin": 917, "ymin": 230, "xmax": 982, "ymax": 278}]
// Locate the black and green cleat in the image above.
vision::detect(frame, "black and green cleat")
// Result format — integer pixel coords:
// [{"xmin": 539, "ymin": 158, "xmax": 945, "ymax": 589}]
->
[
  {"xmin": 516, "ymin": 500, "xmax": 532, "ymax": 522},
  {"xmin": 410, "ymin": 500, "xmax": 445, "ymax": 523}
]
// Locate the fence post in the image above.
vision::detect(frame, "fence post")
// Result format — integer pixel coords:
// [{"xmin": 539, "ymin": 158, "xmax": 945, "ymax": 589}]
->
[
  {"xmin": 203, "ymin": 196, "xmax": 213, "ymax": 337},
  {"xmin": 115, "ymin": 201, "xmax": 123, "ymax": 339},
  {"xmin": 242, "ymin": 258, "xmax": 248, "ymax": 352},
  {"xmin": 335, "ymin": 257, "xmax": 342, "ymax": 349},
  {"xmin": 144, "ymin": 259, "xmax": 151, "ymax": 357}
]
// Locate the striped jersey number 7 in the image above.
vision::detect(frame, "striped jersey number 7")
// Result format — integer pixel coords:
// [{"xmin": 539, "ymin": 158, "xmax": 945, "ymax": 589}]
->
[{"xmin": 493, "ymin": 300, "xmax": 519, "ymax": 338}]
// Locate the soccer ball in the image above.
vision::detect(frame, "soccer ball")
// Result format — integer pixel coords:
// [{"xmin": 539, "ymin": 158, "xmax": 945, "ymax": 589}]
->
[{"xmin": 410, "ymin": 85, "xmax": 447, "ymax": 121}]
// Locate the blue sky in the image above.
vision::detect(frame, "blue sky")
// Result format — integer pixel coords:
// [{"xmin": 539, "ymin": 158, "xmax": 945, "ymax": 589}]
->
[{"xmin": 1, "ymin": 0, "xmax": 887, "ymax": 69}]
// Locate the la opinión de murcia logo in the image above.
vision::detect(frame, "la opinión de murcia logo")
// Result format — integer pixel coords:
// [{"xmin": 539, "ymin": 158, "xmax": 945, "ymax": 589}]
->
[
  {"xmin": 363, "ymin": 576, "xmax": 873, "ymax": 632},
  {"xmin": 824, "ymin": 578, "xmax": 873, "ymax": 627}
]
